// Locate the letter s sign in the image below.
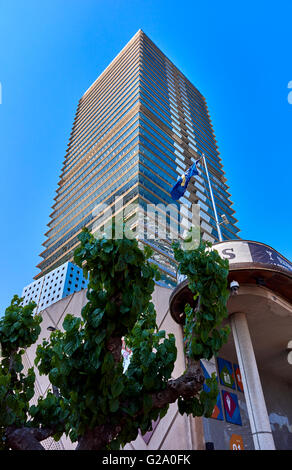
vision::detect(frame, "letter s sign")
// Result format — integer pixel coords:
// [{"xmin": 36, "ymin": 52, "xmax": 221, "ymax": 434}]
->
[{"xmin": 222, "ymin": 248, "xmax": 236, "ymax": 260}]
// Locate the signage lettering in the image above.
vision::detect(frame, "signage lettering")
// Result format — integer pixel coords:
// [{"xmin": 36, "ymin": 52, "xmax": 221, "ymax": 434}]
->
[{"xmin": 221, "ymin": 248, "xmax": 236, "ymax": 260}]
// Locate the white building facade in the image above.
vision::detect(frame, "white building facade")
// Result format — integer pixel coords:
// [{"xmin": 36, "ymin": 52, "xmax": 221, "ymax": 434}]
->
[{"xmin": 21, "ymin": 262, "xmax": 88, "ymax": 313}]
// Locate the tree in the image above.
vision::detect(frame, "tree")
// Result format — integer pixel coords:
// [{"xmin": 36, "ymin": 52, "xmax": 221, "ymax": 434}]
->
[{"xmin": 0, "ymin": 228, "xmax": 230, "ymax": 450}]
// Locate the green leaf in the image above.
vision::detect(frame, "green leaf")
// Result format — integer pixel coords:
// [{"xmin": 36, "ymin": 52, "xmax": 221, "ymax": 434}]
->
[
  {"xmin": 109, "ymin": 398, "xmax": 119, "ymax": 413},
  {"xmin": 200, "ymin": 329, "xmax": 209, "ymax": 343},
  {"xmin": 49, "ymin": 367, "xmax": 59, "ymax": 383},
  {"xmin": 143, "ymin": 394, "xmax": 153, "ymax": 414},
  {"xmin": 111, "ymin": 380, "xmax": 124, "ymax": 398},
  {"xmin": 90, "ymin": 308, "xmax": 104, "ymax": 328},
  {"xmin": 143, "ymin": 375, "xmax": 155, "ymax": 390},
  {"xmin": 64, "ymin": 339, "xmax": 79, "ymax": 356},
  {"xmin": 191, "ymin": 339, "xmax": 203, "ymax": 356}
]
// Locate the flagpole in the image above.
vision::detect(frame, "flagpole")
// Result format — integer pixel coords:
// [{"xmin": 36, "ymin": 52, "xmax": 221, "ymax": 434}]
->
[{"xmin": 201, "ymin": 153, "xmax": 223, "ymax": 242}]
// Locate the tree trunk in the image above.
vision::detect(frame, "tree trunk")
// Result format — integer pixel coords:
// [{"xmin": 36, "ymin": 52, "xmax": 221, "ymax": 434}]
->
[{"xmin": 6, "ymin": 426, "xmax": 54, "ymax": 450}]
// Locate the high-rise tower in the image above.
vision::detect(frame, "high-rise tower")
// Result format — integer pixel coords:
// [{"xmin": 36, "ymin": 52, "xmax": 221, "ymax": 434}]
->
[{"xmin": 36, "ymin": 30, "xmax": 239, "ymax": 286}]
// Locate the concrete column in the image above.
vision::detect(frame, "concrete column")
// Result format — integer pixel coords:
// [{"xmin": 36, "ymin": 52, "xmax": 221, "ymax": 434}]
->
[{"xmin": 230, "ymin": 312, "xmax": 275, "ymax": 450}]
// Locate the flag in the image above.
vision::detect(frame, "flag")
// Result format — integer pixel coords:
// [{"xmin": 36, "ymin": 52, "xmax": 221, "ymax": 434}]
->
[{"xmin": 170, "ymin": 161, "xmax": 199, "ymax": 200}]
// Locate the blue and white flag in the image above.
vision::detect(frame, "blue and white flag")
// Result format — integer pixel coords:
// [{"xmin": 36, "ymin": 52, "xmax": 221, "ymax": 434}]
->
[{"xmin": 170, "ymin": 161, "xmax": 199, "ymax": 201}]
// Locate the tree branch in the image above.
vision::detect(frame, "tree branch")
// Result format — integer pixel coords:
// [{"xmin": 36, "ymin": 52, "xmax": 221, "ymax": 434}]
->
[
  {"xmin": 151, "ymin": 359, "xmax": 204, "ymax": 409},
  {"xmin": 5, "ymin": 360, "xmax": 204, "ymax": 451},
  {"xmin": 106, "ymin": 336, "xmax": 122, "ymax": 363},
  {"xmin": 5, "ymin": 426, "xmax": 55, "ymax": 450},
  {"xmin": 76, "ymin": 360, "xmax": 204, "ymax": 450},
  {"xmin": 76, "ymin": 423, "xmax": 122, "ymax": 450}
]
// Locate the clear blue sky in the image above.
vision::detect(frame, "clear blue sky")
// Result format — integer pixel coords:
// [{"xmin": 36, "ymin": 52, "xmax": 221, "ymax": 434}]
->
[{"xmin": 0, "ymin": 0, "xmax": 291, "ymax": 313}]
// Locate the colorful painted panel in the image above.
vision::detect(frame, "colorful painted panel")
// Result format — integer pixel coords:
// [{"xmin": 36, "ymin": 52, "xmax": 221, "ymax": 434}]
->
[
  {"xmin": 200, "ymin": 360, "xmax": 223, "ymax": 421},
  {"xmin": 217, "ymin": 357, "xmax": 235, "ymax": 389},
  {"xmin": 222, "ymin": 390, "xmax": 242, "ymax": 425},
  {"xmin": 229, "ymin": 434, "xmax": 244, "ymax": 450},
  {"xmin": 233, "ymin": 363, "xmax": 244, "ymax": 392}
]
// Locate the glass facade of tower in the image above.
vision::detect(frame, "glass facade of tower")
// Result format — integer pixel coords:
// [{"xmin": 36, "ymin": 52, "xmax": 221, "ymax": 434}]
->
[{"xmin": 36, "ymin": 30, "xmax": 239, "ymax": 286}]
